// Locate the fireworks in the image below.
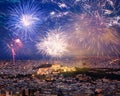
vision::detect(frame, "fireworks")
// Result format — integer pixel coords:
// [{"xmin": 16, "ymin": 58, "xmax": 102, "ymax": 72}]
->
[
  {"xmin": 2, "ymin": 0, "xmax": 120, "ymax": 59},
  {"xmin": 20, "ymin": 14, "xmax": 39, "ymax": 28},
  {"xmin": 7, "ymin": 38, "xmax": 22, "ymax": 64},
  {"xmin": 36, "ymin": 29, "xmax": 69, "ymax": 58},
  {"xmin": 69, "ymin": 12, "xmax": 120, "ymax": 57},
  {"xmin": 7, "ymin": 0, "xmax": 42, "ymax": 40}
]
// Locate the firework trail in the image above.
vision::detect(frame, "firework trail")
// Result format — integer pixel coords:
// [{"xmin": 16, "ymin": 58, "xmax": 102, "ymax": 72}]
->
[
  {"xmin": 7, "ymin": 43, "xmax": 16, "ymax": 64},
  {"xmin": 36, "ymin": 29, "xmax": 69, "ymax": 58},
  {"xmin": 7, "ymin": 38, "xmax": 22, "ymax": 64}
]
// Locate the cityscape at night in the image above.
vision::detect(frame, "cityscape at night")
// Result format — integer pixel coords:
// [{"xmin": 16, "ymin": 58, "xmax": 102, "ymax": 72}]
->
[{"xmin": 0, "ymin": 0, "xmax": 120, "ymax": 96}]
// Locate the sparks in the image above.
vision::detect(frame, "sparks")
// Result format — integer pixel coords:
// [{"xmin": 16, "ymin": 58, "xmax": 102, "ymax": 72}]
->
[
  {"xmin": 7, "ymin": 0, "xmax": 43, "ymax": 40},
  {"xmin": 36, "ymin": 29, "xmax": 69, "ymax": 58},
  {"xmin": 70, "ymin": 14, "xmax": 120, "ymax": 57}
]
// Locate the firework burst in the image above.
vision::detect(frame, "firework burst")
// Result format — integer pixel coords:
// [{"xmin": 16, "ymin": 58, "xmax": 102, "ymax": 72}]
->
[
  {"xmin": 7, "ymin": 0, "xmax": 43, "ymax": 40},
  {"xmin": 70, "ymin": 13, "xmax": 120, "ymax": 57},
  {"xmin": 60, "ymin": 0, "xmax": 120, "ymax": 57},
  {"xmin": 36, "ymin": 29, "xmax": 69, "ymax": 58}
]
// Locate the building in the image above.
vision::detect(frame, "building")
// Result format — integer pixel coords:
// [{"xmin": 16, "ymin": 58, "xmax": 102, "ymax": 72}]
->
[{"xmin": 37, "ymin": 64, "xmax": 76, "ymax": 75}]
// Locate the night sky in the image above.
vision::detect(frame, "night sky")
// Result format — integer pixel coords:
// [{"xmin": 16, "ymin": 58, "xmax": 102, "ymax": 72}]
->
[{"xmin": 0, "ymin": 0, "xmax": 120, "ymax": 60}]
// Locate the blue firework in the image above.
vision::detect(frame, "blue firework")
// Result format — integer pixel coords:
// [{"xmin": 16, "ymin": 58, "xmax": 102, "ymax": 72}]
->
[{"xmin": 7, "ymin": 0, "xmax": 44, "ymax": 40}]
